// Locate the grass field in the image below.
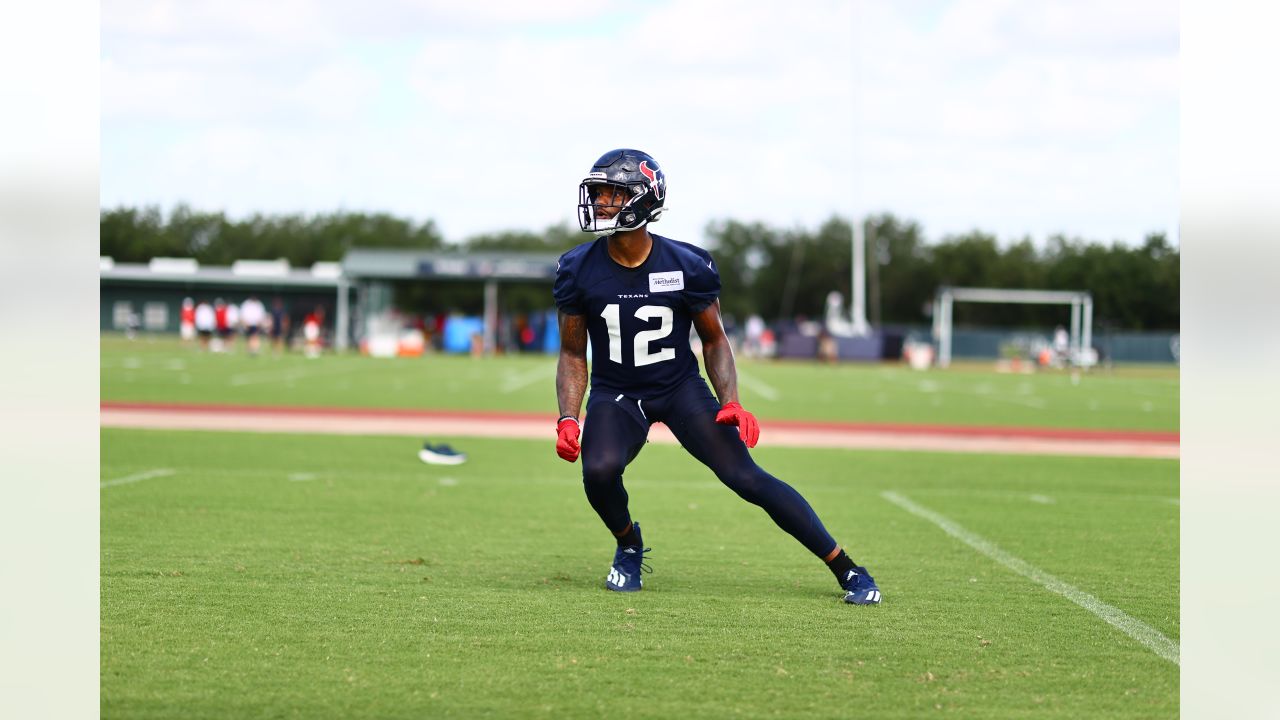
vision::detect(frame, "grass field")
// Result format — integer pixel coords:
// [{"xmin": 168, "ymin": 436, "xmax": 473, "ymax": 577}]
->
[
  {"xmin": 101, "ymin": 335, "xmax": 1179, "ymax": 432},
  {"xmin": 101, "ymin": 428, "xmax": 1178, "ymax": 718},
  {"xmin": 101, "ymin": 332, "xmax": 1179, "ymax": 717}
]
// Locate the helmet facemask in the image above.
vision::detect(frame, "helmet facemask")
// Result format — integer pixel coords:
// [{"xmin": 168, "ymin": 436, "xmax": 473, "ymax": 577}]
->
[{"xmin": 578, "ymin": 181, "xmax": 653, "ymax": 237}]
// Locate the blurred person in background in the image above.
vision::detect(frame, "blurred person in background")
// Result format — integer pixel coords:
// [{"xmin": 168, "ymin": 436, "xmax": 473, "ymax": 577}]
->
[
  {"xmin": 1053, "ymin": 325, "xmax": 1070, "ymax": 367},
  {"xmin": 269, "ymin": 297, "xmax": 290, "ymax": 354},
  {"xmin": 194, "ymin": 299, "xmax": 215, "ymax": 352},
  {"xmin": 212, "ymin": 298, "xmax": 228, "ymax": 353},
  {"xmin": 179, "ymin": 297, "xmax": 196, "ymax": 345},
  {"xmin": 240, "ymin": 295, "xmax": 267, "ymax": 356},
  {"xmin": 432, "ymin": 312, "xmax": 447, "ymax": 352},
  {"xmin": 302, "ymin": 305, "xmax": 325, "ymax": 358},
  {"xmin": 124, "ymin": 308, "xmax": 141, "ymax": 340},
  {"xmin": 225, "ymin": 299, "xmax": 241, "ymax": 353},
  {"xmin": 744, "ymin": 314, "xmax": 765, "ymax": 358}
]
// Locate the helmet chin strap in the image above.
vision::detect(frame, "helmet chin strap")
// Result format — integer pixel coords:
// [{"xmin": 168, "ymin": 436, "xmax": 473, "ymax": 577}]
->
[
  {"xmin": 589, "ymin": 214, "xmax": 618, "ymax": 237},
  {"xmin": 594, "ymin": 218, "xmax": 649, "ymax": 238}
]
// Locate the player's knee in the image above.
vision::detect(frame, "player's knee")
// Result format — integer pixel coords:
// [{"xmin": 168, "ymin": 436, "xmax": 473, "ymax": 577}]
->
[
  {"xmin": 718, "ymin": 466, "xmax": 774, "ymax": 503},
  {"xmin": 581, "ymin": 454, "xmax": 626, "ymax": 488}
]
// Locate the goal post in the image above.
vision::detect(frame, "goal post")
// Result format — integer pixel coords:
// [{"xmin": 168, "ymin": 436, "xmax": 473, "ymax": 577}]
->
[{"xmin": 932, "ymin": 287, "xmax": 1093, "ymax": 368}]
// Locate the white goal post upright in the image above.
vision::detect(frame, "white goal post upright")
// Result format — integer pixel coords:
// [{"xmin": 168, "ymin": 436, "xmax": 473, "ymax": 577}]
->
[{"xmin": 932, "ymin": 287, "xmax": 1093, "ymax": 368}]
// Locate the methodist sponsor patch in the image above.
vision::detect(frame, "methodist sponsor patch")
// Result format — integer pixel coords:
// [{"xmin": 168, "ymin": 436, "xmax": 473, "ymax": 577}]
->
[{"xmin": 648, "ymin": 271, "xmax": 684, "ymax": 293}]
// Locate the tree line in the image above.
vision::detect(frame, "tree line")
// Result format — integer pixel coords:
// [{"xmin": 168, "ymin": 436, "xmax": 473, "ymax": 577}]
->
[{"xmin": 101, "ymin": 205, "xmax": 1178, "ymax": 331}]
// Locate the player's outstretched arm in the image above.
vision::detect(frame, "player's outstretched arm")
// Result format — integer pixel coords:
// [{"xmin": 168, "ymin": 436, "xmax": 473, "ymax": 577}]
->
[
  {"xmin": 693, "ymin": 301, "xmax": 760, "ymax": 447},
  {"xmin": 555, "ymin": 311, "xmax": 589, "ymax": 462},
  {"xmin": 693, "ymin": 300, "xmax": 739, "ymax": 404}
]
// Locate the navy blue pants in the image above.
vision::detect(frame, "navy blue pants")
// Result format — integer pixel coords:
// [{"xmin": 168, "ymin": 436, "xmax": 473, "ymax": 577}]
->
[{"xmin": 579, "ymin": 376, "xmax": 838, "ymax": 558}]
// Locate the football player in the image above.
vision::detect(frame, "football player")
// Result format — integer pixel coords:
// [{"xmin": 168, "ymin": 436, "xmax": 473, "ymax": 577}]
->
[{"xmin": 553, "ymin": 149, "xmax": 882, "ymax": 605}]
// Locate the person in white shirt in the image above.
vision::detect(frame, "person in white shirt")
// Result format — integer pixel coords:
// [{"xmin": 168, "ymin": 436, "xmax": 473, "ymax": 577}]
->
[
  {"xmin": 240, "ymin": 296, "xmax": 267, "ymax": 356},
  {"xmin": 225, "ymin": 302, "xmax": 241, "ymax": 353},
  {"xmin": 744, "ymin": 314, "xmax": 766, "ymax": 358},
  {"xmin": 194, "ymin": 300, "xmax": 215, "ymax": 352},
  {"xmin": 1053, "ymin": 325, "xmax": 1070, "ymax": 367}
]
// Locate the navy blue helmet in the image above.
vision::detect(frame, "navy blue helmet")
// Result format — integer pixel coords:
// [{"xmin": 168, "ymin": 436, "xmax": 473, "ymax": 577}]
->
[{"xmin": 577, "ymin": 148, "xmax": 667, "ymax": 236}]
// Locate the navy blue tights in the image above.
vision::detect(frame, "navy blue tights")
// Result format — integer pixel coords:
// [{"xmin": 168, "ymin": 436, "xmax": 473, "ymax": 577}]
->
[{"xmin": 579, "ymin": 378, "xmax": 838, "ymax": 559}]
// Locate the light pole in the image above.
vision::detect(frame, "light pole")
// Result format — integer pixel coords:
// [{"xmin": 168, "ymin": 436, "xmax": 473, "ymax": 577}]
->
[{"xmin": 850, "ymin": 217, "xmax": 870, "ymax": 336}]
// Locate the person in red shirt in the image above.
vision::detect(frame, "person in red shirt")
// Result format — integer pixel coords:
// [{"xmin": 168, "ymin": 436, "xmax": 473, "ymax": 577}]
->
[
  {"xmin": 179, "ymin": 297, "xmax": 196, "ymax": 344},
  {"xmin": 213, "ymin": 298, "xmax": 229, "ymax": 353},
  {"xmin": 302, "ymin": 305, "xmax": 325, "ymax": 358}
]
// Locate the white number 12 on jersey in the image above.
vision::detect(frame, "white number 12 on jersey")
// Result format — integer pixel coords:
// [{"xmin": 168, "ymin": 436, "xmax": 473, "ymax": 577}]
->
[{"xmin": 601, "ymin": 304, "xmax": 675, "ymax": 367}]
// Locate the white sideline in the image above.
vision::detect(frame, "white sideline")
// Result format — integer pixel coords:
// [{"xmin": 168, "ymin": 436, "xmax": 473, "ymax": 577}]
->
[
  {"xmin": 228, "ymin": 362, "xmax": 362, "ymax": 386},
  {"xmin": 736, "ymin": 370, "xmax": 779, "ymax": 401},
  {"xmin": 881, "ymin": 491, "xmax": 1180, "ymax": 666},
  {"xmin": 499, "ymin": 363, "xmax": 557, "ymax": 393},
  {"xmin": 101, "ymin": 468, "xmax": 175, "ymax": 488}
]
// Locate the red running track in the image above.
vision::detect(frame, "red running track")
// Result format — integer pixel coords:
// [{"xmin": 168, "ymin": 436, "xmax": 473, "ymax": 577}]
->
[{"xmin": 100, "ymin": 401, "xmax": 1179, "ymax": 460}]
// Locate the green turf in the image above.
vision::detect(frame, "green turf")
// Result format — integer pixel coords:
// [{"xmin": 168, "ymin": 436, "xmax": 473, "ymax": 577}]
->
[
  {"xmin": 101, "ymin": 335, "xmax": 1179, "ymax": 432},
  {"xmin": 102, "ymin": 428, "xmax": 1178, "ymax": 718}
]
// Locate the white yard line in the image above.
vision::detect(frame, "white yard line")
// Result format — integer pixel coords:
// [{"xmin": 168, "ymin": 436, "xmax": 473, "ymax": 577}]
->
[
  {"xmin": 913, "ymin": 488, "xmax": 1180, "ymax": 506},
  {"xmin": 229, "ymin": 362, "xmax": 364, "ymax": 386},
  {"xmin": 881, "ymin": 491, "xmax": 1179, "ymax": 666},
  {"xmin": 101, "ymin": 468, "xmax": 175, "ymax": 488},
  {"xmin": 981, "ymin": 394, "xmax": 1049, "ymax": 410},
  {"xmin": 736, "ymin": 370, "xmax": 780, "ymax": 401},
  {"xmin": 499, "ymin": 363, "xmax": 557, "ymax": 394}
]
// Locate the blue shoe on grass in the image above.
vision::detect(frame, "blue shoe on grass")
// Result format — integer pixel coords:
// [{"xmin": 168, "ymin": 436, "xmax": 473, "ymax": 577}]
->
[
  {"xmin": 605, "ymin": 522, "xmax": 651, "ymax": 592},
  {"xmin": 841, "ymin": 565, "xmax": 882, "ymax": 605},
  {"xmin": 418, "ymin": 441, "xmax": 467, "ymax": 466}
]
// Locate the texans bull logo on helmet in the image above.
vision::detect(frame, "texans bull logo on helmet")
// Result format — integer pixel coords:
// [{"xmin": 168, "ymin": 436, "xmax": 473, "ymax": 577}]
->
[{"xmin": 639, "ymin": 160, "xmax": 665, "ymax": 201}]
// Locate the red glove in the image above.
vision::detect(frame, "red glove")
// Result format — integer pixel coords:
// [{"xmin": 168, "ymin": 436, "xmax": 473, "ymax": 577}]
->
[
  {"xmin": 715, "ymin": 401, "xmax": 760, "ymax": 448},
  {"xmin": 556, "ymin": 416, "xmax": 581, "ymax": 462}
]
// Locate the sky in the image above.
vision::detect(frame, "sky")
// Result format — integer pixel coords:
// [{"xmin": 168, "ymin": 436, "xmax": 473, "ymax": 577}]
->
[{"xmin": 101, "ymin": 0, "xmax": 1179, "ymax": 247}]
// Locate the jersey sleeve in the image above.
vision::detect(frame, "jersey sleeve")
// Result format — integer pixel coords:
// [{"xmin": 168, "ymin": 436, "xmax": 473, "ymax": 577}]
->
[
  {"xmin": 684, "ymin": 246, "xmax": 721, "ymax": 314},
  {"xmin": 552, "ymin": 251, "xmax": 585, "ymax": 316}
]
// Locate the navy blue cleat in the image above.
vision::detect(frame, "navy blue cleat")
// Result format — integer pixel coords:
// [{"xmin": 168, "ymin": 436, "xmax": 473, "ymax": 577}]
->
[
  {"xmin": 605, "ymin": 522, "xmax": 651, "ymax": 592},
  {"xmin": 418, "ymin": 441, "xmax": 467, "ymax": 466},
  {"xmin": 841, "ymin": 565, "xmax": 882, "ymax": 605}
]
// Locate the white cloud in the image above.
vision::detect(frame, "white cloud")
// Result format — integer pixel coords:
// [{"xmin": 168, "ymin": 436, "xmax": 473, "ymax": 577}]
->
[{"xmin": 101, "ymin": 0, "xmax": 1178, "ymax": 245}]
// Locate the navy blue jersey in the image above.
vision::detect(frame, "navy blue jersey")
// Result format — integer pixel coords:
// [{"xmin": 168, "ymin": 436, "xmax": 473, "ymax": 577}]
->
[{"xmin": 554, "ymin": 233, "xmax": 720, "ymax": 400}]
